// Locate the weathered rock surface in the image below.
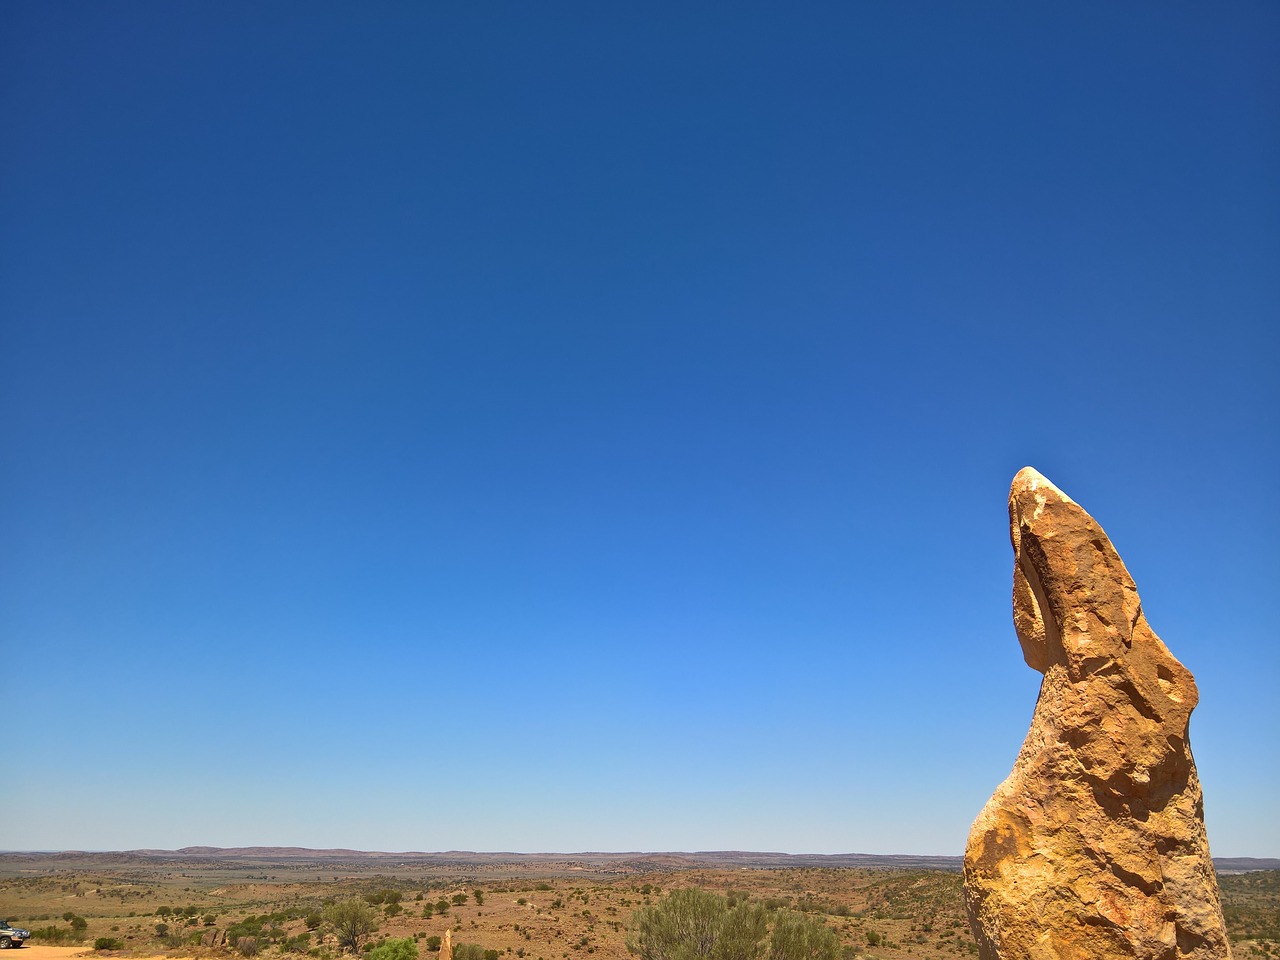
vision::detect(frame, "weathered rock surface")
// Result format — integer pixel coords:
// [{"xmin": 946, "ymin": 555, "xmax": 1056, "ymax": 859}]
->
[
  {"xmin": 964, "ymin": 467, "xmax": 1230, "ymax": 959},
  {"xmin": 200, "ymin": 929, "xmax": 225, "ymax": 948}
]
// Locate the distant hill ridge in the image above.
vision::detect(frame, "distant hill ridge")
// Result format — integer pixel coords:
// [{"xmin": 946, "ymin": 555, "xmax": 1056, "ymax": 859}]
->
[{"xmin": 3, "ymin": 846, "xmax": 1275, "ymax": 873}]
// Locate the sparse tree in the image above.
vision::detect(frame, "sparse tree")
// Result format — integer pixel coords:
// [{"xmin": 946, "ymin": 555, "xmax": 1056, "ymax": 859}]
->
[{"xmin": 324, "ymin": 898, "xmax": 379, "ymax": 953}]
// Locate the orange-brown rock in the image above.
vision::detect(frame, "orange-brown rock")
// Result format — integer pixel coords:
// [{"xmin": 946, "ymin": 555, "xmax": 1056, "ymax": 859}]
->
[{"xmin": 964, "ymin": 467, "xmax": 1230, "ymax": 959}]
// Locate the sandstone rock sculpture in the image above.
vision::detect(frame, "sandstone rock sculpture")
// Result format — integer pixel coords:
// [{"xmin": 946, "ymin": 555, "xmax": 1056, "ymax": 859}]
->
[
  {"xmin": 964, "ymin": 467, "xmax": 1230, "ymax": 959},
  {"xmin": 441, "ymin": 928, "xmax": 453, "ymax": 960}
]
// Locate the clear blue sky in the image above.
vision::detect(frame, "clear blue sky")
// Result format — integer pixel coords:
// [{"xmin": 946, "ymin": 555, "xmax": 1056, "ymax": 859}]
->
[{"xmin": 2, "ymin": 3, "xmax": 1276, "ymax": 858}]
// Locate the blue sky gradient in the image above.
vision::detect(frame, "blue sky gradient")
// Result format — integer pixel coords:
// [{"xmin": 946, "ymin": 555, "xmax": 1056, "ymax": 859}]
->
[{"xmin": 2, "ymin": 3, "xmax": 1277, "ymax": 856}]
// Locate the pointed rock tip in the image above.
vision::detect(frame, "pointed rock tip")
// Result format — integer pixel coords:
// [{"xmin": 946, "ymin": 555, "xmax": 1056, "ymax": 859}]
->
[{"xmin": 1011, "ymin": 466, "xmax": 1076, "ymax": 505}]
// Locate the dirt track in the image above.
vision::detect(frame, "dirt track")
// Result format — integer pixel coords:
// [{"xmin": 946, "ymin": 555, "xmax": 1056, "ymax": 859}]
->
[{"xmin": 9, "ymin": 949, "xmax": 184, "ymax": 960}]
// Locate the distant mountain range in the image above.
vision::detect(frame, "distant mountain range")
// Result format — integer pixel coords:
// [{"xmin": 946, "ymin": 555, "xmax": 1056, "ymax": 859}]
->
[{"xmin": 3, "ymin": 846, "xmax": 1276, "ymax": 873}]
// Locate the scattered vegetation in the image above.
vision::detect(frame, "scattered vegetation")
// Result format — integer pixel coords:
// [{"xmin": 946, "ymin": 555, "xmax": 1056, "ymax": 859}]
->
[
  {"xmin": 1222, "ymin": 872, "xmax": 1280, "ymax": 949},
  {"xmin": 3, "ymin": 857, "xmax": 1273, "ymax": 960},
  {"xmin": 628, "ymin": 887, "xmax": 839, "ymax": 960}
]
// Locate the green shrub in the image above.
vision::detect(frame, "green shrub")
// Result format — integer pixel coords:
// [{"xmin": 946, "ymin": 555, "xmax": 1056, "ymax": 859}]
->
[
  {"xmin": 226, "ymin": 917, "xmax": 266, "ymax": 944},
  {"xmin": 767, "ymin": 911, "xmax": 840, "ymax": 960},
  {"xmin": 94, "ymin": 938, "xmax": 124, "ymax": 951},
  {"xmin": 426, "ymin": 937, "xmax": 442, "ymax": 951},
  {"xmin": 629, "ymin": 888, "xmax": 839, "ymax": 960},
  {"xmin": 367, "ymin": 937, "xmax": 418, "ymax": 960},
  {"xmin": 31, "ymin": 926, "xmax": 79, "ymax": 945}
]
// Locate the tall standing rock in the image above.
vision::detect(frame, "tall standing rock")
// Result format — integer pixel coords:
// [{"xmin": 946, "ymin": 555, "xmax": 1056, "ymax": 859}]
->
[{"xmin": 964, "ymin": 468, "xmax": 1230, "ymax": 959}]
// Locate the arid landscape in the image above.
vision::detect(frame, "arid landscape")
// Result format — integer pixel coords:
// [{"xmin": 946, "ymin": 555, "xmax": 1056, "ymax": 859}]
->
[{"xmin": 2, "ymin": 850, "xmax": 1277, "ymax": 960}]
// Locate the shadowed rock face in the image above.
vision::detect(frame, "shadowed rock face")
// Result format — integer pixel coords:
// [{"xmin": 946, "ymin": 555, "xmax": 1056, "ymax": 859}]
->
[{"xmin": 963, "ymin": 468, "xmax": 1230, "ymax": 960}]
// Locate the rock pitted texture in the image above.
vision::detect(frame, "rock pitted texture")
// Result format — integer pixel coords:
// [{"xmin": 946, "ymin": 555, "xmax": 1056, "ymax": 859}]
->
[
  {"xmin": 441, "ymin": 928, "xmax": 453, "ymax": 960},
  {"xmin": 964, "ymin": 467, "xmax": 1230, "ymax": 959}
]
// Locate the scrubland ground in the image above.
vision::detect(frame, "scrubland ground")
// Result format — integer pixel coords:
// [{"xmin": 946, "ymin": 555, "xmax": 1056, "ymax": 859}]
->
[{"xmin": 1, "ymin": 860, "xmax": 1275, "ymax": 960}]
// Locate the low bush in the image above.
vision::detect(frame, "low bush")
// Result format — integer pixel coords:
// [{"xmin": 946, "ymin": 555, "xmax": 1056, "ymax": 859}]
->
[
  {"xmin": 94, "ymin": 937, "xmax": 124, "ymax": 951},
  {"xmin": 366, "ymin": 937, "xmax": 418, "ymax": 960},
  {"xmin": 629, "ymin": 888, "xmax": 840, "ymax": 960},
  {"xmin": 31, "ymin": 925, "xmax": 80, "ymax": 945}
]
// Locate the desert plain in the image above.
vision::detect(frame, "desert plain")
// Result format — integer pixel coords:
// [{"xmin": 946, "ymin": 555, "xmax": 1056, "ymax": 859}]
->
[{"xmin": 1, "ymin": 849, "xmax": 1277, "ymax": 960}]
